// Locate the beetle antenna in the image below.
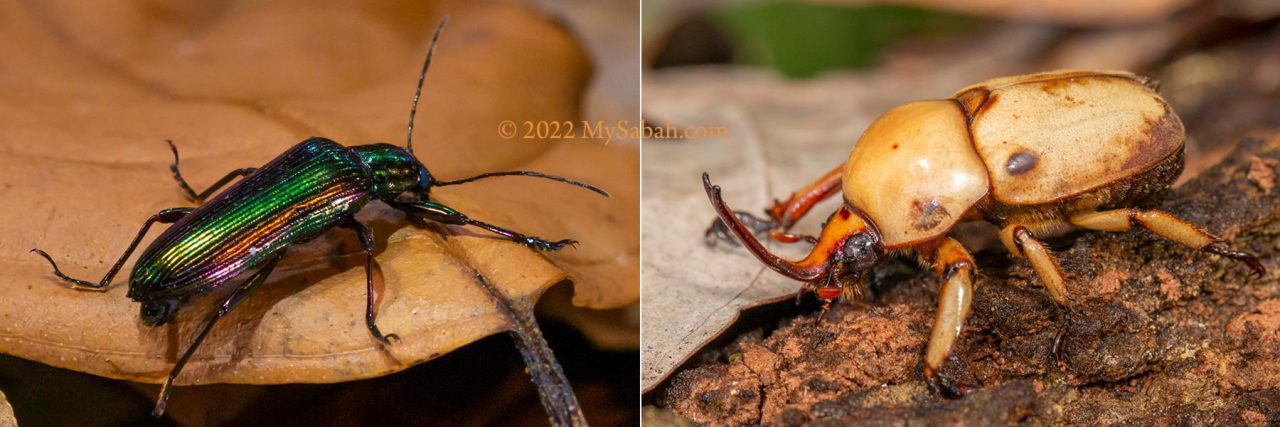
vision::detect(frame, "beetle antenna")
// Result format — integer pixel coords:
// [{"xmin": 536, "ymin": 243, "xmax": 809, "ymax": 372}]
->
[
  {"xmin": 436, "ymin": 171, "xmax": 610, "ymax": 197},
  {"xmin": 406, "ymin": 15, "xmax": 449, "ymax": 157}
]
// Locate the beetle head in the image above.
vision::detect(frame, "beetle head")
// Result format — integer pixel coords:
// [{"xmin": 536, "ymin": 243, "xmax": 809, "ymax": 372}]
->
[
  {"xmin": 837, "ymin": 227, "xmax": 880, "ymax": 271},
  {"xmin": 704, "ymin": 173, "xmax": 882, "ymax": 302},
  {"xmin": 351, "ymin": 143, "xmax": 434, "ymax": 199},
  {"xmin": 805, "ymin": 205, "xmax": 883, "ymax": 302}
]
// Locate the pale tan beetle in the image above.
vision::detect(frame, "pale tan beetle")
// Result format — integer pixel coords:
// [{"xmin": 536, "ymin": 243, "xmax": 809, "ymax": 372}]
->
[{"xmin": 703, "ymin": 69, "xmax": 1265, "ymax": 395}]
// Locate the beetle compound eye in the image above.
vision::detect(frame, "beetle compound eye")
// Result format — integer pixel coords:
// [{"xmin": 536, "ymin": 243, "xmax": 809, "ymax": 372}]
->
[{"xmin": 841, "ymin": 233, "xmax": 879, "ymax": 270}]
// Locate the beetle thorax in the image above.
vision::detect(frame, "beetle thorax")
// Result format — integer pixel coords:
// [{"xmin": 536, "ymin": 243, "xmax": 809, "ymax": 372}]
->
[
  {"xmin": 350, "ymin": 143, "xmax": 432, "ymax": 199},
  {"xmin": 843, "ymin": 100, "xmax": 989, "ymax": 248}
]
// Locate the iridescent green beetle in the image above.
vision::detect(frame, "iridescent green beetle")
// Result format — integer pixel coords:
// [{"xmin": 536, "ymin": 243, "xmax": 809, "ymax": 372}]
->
[{"xmin": 31, "ymin": 18, "xmax": 606, "ymax": 416}]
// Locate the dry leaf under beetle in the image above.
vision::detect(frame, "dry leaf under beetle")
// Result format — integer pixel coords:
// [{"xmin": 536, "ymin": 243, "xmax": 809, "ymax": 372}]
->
[{"xmin": 0, "ymin": 0, "xmax": 638, "ymax": 386}]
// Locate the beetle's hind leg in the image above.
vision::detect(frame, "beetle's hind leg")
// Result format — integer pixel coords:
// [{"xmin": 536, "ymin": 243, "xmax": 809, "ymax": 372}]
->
[
  {"xmin": 31, "ymin": 207, "xmax": 193, "ymax": 291},
  {"xmin": 152, "ymin": 250, "xmax": 285, "ymax": 418},
  {"xmin": 1070, "ymin": 208, "xmax": 1265, "ymax": 277},
  {"xmin": 918, "ymin": 236, "xmax": 978, "ymax": 397},
  {"xmin": 342, "ymin": 219, "xmax": 399, "ymax": 345},
  {"xmin": 167, "ymin": 140, "xmax": 257, "ymax": 204},
  {"xmin": 390, "ymin": 200, "xmax": 576, "ymax": 251}
]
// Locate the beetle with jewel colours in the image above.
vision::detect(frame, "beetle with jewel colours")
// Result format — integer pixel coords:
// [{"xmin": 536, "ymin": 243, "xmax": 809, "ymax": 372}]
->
[
  {"xmin": 31, "ymin": 18, "xmax": 606, "ymax": 417},
  {"xmin": 704, "ymin": 69, "xmax": 1265, "ymax": 395}
]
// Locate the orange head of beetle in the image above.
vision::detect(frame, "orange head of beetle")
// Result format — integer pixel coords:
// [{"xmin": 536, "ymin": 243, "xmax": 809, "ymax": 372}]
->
[{"xmin": 703, "ymin": 173, "xmax": 883, "ymax": 303}]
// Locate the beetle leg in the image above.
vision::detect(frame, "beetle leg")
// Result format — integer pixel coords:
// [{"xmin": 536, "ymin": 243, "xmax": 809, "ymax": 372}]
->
[
  {"xmin": 704, "ymin": 210, "xmax": 778, "ymax": 247},
  {"xmin": 31, "ymin": 207, "xmax": 194, "ymax": 291},
  {"xmin": 704, "ymin": 163, "xmax": 843, "ymax": 246},
  {"xmin": 342, "ymin": 219, "xmax": 399, "ymax": 345},
  {"xmin": 1070, "ymin": 209, "xmax": 1265, "ymax": 277},
  {"xmin": 152, "ymin": 250, "xmax": 285, "ymax": 418},
  {"xmin": 705, "ymin": 210, "xmax": 821, "ymax": 247},
  {"xmin": 919, "ymin": 237, "xmax": 977, "ymax": 397},
  {"xmin": 1000, "ymin": 224, "xmax": 1076, "ymax": 363},
  {"xmin": 389, "ymin": 200, "xmax": 576, "ymax": 251},
  {"xmin": 999, "ymin": 225, "xmax": 1071, "ymax": 307},
  {"xmin": 167, "ymin": 140, "xmax": 257, "ymax": 204},
  {"xmin": 767, "ymin": 163, "xmax": 844, "ymax": 230}
]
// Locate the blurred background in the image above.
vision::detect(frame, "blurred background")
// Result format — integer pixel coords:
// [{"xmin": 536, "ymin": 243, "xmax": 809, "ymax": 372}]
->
[{"xmin": 645, "ymin": 0, "xmax": 1279, "ymax": 151}]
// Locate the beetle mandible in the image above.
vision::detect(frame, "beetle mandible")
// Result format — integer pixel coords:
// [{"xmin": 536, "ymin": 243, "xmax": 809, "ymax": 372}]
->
[
  {"xmin": 703, "ymin": 69, "xmax": 1264, "ymax": 395},
  {"xmin": 31, "ymin": 18, "xmax": 607, "ymax": 417}
]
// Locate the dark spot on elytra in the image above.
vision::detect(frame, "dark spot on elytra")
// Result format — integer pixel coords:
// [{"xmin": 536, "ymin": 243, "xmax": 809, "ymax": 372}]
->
[
  {"xmin": 838, "ymin": 209, "xmax": 851, "ymax": 220},
  {"xmin": 1006, "ymin": 150, "xmax": 1039, "ymax": 175},
  {"xmin": 892, "ymin": 143, "xmax": 899, "ymax": 150},
  {"xmin": 910, "ymin": 198, "xmax": 949, "ymax": 231}
]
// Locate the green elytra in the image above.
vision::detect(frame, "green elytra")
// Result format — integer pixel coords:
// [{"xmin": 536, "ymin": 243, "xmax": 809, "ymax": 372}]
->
[{"xmin": 31, "ymin": 17, "xmax": 607, "ymax": 418}]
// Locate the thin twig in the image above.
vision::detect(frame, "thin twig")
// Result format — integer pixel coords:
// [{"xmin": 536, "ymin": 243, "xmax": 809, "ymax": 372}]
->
[{"xmin": 471, "ymin": 271, "xmax": 587, "ymax": 427}]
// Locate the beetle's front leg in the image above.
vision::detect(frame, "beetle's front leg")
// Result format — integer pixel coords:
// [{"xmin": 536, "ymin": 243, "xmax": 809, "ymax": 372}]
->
[
  {"xmin": 32, "ymin": 207, "xmax": 194, "ymax": 291},
  {"xmin": 919, "ymin": 236, "xmax": 977, "ymax": 398},
  {"xmin": 704, "ymin": 210, "xmax": 786, "ymax": 246},
  {"xmin": 704, "ymin": 163, "xmax": 843, "ymax": 247},
  {"xmin": 390, "ymin": 201, "xmax": 576, "ymax": 251},
  {"xmin": 341, "ymin": 219, "xmax": 399, "ymax": 345},
  {"xmin": 167, "ymin": 140, "xmax": 257, "ymax": 204},
  {"xmin": 765, "ymin": 163, "xmax": 845, "ymax": 230}
]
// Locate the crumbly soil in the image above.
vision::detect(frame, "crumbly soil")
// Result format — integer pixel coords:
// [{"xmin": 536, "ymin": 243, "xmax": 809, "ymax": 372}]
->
[{"xmin": 660, "ymin": 135, "xmax": 1280, "ymax": 426}]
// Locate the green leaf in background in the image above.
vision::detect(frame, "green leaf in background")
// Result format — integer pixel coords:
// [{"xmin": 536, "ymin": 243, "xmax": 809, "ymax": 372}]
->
[{"xmin": 713, "ymin": 2, "xmax": 979, "ymax": 78}]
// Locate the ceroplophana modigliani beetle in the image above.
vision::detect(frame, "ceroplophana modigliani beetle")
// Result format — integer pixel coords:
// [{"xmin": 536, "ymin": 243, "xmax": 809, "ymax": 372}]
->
[
  {"xmin": 30, "ymin": 18, "xmax": 606, "ymax": 417},
  {"xmin": 704, "ymin": 69, "xmax": 1265, "ymax": 396}
]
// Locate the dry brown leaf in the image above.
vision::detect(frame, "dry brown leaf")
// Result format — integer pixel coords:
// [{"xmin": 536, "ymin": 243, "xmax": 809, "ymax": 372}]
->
[
  {"xmin": 534, "ymin": 0, "xmax": 642, "ymax": 144},
  {"xmin": 0, "ymin": 0, "xmax": 637, "ymax": 387},
  {"xmin": 498, "ymin": 0, "xmax": 642, "ymax": 352}
]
